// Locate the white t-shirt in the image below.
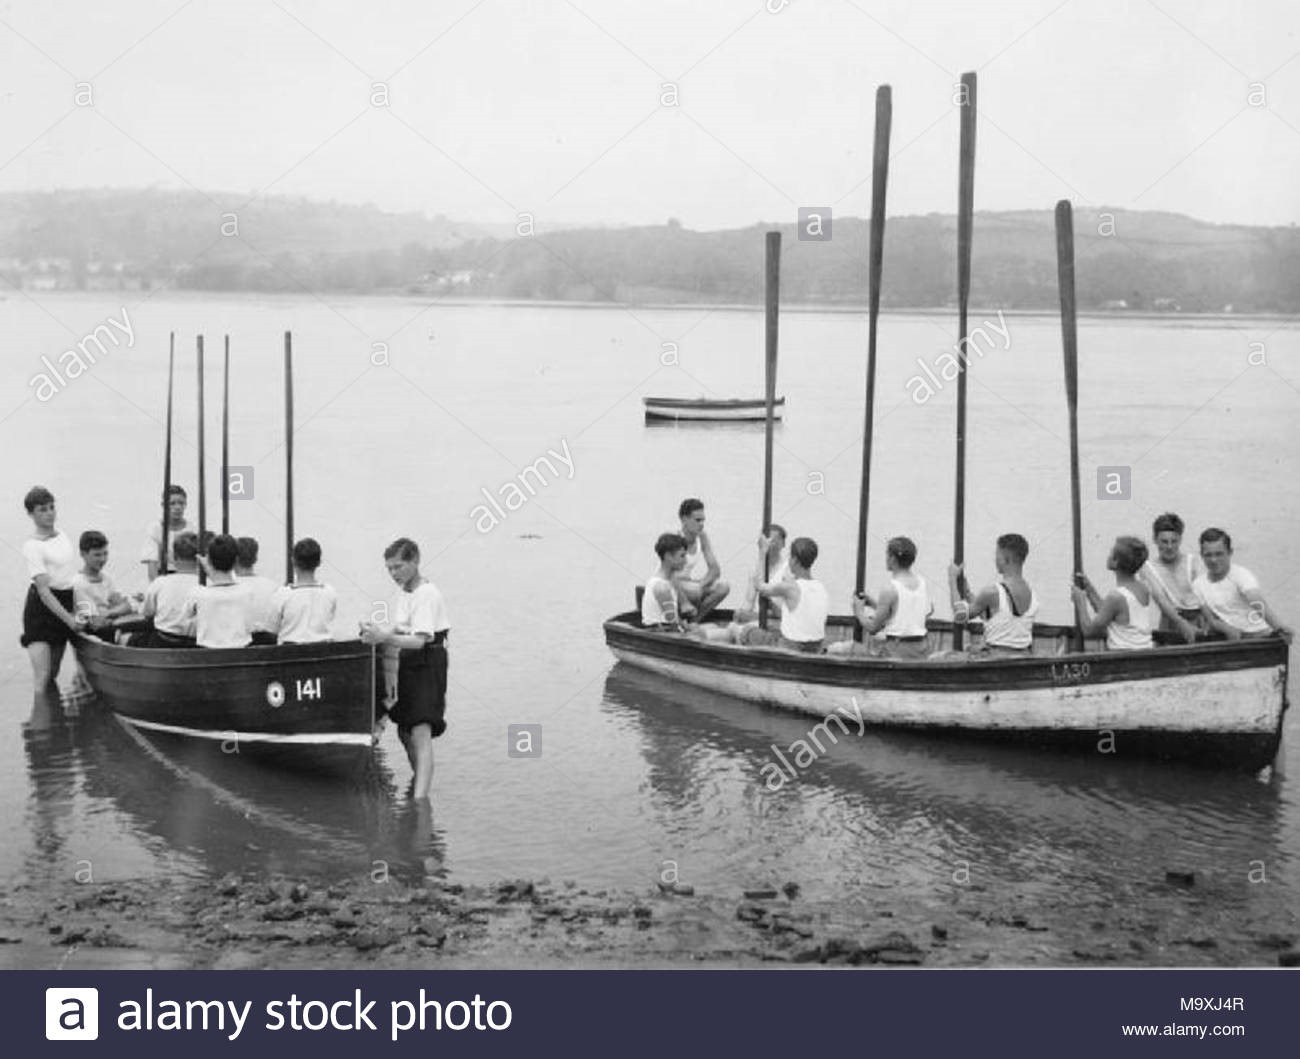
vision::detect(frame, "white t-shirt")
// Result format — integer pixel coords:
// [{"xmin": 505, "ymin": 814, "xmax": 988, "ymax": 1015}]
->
[
  {"xmin": 141, "ymin": 518, "xmax": 190, "ymax": 566},
  {"xmin": 270, "ymin": 583, "xmax": 338, "ymax": 643},
  {"xmin": 144, "ymin": 572, "xmax": 198, "ymax": 636},
  {"xmin": 184, "ymin": 581, "xmax": 254, "ymax": 648},
  {"xmin": 393, "ymin": 581, "xmax": 450, "ymax": 638},
  {"xmin": 237, "ymin": 573, "xmax": 281, "ymax": 632},
  {"xmin": 23, "ymin": 531, "xmax": 78, "ymax": 590},
  {"xmin": 72, "ymin": 571, "xmax": 123, "ymax": 621},
  {"xmin": 1193, "ymin": 565, "xmax": 1266, "ymax": 634}
]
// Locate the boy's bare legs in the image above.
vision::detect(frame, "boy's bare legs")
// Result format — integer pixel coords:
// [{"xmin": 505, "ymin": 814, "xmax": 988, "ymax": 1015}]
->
[
  {"xmin": 26, "ymin": 643, "xmax": 55, "ymax": 687},
  {"xmin": 405, "ymin": 723, "xmax": 434, "ymax": 801}
]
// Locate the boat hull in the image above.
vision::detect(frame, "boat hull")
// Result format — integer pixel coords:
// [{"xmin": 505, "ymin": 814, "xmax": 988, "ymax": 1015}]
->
[
  {"xmin": 73, "ymin": 635, "xmax": 376, "ymax": 773},
  {"xmin": 603, "ymin": 613, "xmax": 1289, "ymax": 771},
  {"xmin": 643, "ymin": 397, "xmax": 785, "ymax": 421}
]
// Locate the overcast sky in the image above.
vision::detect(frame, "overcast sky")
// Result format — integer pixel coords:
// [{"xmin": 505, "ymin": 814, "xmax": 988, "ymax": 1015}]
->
[{"xmin": 1, "ymin": 0, "xmax": 1297, "ymax": 230}]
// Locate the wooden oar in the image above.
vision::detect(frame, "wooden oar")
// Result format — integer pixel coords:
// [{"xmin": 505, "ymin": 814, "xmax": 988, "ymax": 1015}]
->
[
  {"xmin": 159, "ymin": 332, "xmax": 175, "ymax": 576},
  {"xmin": 221, "ymin": 335, "xmax": 230, "ymax": 535},
  {"xmin": 759, "ymin": 230, "xmax": 781, "ymax": 630},
  {"xmin": 196, "ymin": 334, "xmax": 207, "ymax": 586},
  {"xmin": 952, "ymin": 70, "xmax": 977, "ymax": 650},
  {"xmin": 284, "ymin": 331, "xmax": 295, "ymax": 586},
  {"xmin": 854, "ymin": 84, "xmax": 892, "ymax": 642},
  {"xmin": 1055, "ymin": 200, "xmax": 1085, "ymax": 652}
]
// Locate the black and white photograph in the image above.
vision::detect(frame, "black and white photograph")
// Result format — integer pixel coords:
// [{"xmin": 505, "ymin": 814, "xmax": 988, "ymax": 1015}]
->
[{"xmin": 2, "ymin": 0, "xmax": 1298, "ymax": 1004}]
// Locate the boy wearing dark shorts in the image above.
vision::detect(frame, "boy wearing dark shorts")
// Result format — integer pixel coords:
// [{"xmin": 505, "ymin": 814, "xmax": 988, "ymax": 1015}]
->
[{"xmin": 359, "ymin": 538, "xmax": 450, "ymax": 802}]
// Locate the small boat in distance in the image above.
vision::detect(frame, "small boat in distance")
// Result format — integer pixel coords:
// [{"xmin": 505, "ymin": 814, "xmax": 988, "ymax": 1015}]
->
[{"xmin": 643, "ymin": 396, "xmax": 785, "ymax": 422}]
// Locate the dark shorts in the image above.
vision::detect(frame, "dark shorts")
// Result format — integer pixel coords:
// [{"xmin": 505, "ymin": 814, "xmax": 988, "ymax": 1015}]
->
[
  {"xmin": 145, "ymin": 627, "xmax": 197, "ymax": 649},
  {"xmin": 20, "ymin": 584, "xmax": 74, "ymax": 648},
  {"xmin": 383, "ymin": 637, "xmax": 449, "ymax": 739}
]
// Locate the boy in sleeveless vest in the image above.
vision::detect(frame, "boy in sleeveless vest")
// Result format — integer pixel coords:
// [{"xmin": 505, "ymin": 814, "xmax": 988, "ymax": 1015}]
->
[
  {"xmin": 1072, "ymin": 536, "xmax": 1153, "ymax": 650},
  {"xmin": 733, "ymin": 524, "xmax": 788, "ymax": 624},
  {"xmin": 735, "ymin": 536, "xmax": 828, "ymax": 653},
  {"xmin": 674, "ymin": 498, "xmax": 730, "ymax": 621},
  {"xmin": 840, "ymin": 536, "xmax": 932, "ymax": 659},
  {"xmin": 948, "ymin": 533, "xmax": 1038, "ymax": 656},
  {"xmin": 1137, "ymin": 512, "xmax": 1203, "ymax": 642},
  {"xmin": 1192, "ymin": 527, "xmax": 1293, "ymax": 643},
  {"xmin": 642, "ymin": 533, "xmax": 690, "ymax": 631}
]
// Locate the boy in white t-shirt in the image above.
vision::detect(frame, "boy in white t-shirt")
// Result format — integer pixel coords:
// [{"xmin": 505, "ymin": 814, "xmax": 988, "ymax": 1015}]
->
[
  {"xmin": 269, "ymin": 537, "xmax": 338, "ymax": 644},
  {"xmin": 142, "ymin": 532, "xmax": 199, "ymax": 646},
  {"xmin": 183, "ymin": 534, "xmax": 255, "ymax": 648},
  {"xmin": 72, "ymin": 530, "xmax": 135, "ymax": 641},
  {"xmin": 235, "ymin": 536, "xmax": 282, "ymax": 644},
  {"xmin": 359, "ymin": 537, "xmax": 450, "ymax": 801},
  {"xmin": 1193, "ymin": 527, "xmax": 1292, "ymax": 643}
]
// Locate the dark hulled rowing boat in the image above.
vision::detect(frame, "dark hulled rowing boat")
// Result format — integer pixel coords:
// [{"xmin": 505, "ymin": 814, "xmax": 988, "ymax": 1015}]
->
[
  {"xmin": 643, "ymin": 396, "xmax": 786, "ymax": 422},
  {"xmin": 75, "ymin": 635, "xmax": 376, "ymax": 773}
]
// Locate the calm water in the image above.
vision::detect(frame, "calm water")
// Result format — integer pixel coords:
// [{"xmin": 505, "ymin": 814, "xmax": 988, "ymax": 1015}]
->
[{"xmin": 2, "ymin": 294, "xmax": 1297, "ymax": 932}]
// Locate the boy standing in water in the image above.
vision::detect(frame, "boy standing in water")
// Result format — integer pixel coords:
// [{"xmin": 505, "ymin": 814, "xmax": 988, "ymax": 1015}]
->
[
  {"xmin": 360, "ymin": 538, "xmax": 450, "ymax": 801},
  {"xmin": 20, "ymin": 486, "xmax": 81, "ymax": 687}
]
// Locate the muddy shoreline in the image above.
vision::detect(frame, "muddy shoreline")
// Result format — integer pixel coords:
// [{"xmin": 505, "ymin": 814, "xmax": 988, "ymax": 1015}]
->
[{"xmin": 2, "ymin": 868, "xmax": 1297, "ymax": 970}]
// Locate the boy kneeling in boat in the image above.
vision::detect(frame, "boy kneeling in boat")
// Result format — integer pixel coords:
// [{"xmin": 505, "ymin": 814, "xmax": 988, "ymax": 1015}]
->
[
  {"xmin": 832, "ymin": 536, "xmax": 933, "ymax": 658},
  {"xmin": 141, "ymin": 532, "xmax": 200, "ymax": 647},
  {"xmin": 642, "ymin": 533, "xmax": 692, "ymax": 632},
  {"xmin": 1192, "ymin": 528, "xmax": 1293, "ymax": 643},
  {"xmin": 1072, "ymin": 536, "xmax": 1153, "ymax": 650},
  {"xmin": 948, "ymin": 533, "xmax": 1037, "ymax": 657},
  {"xmin": 734, "ymin": 536, "xmax": 828, "ymax": 654}
]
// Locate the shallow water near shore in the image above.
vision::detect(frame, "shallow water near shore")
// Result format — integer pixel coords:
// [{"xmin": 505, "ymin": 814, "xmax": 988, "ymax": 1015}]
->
[{"xmin": 2, "ymin": 294, "xmax": 1298, "ymax": 965}]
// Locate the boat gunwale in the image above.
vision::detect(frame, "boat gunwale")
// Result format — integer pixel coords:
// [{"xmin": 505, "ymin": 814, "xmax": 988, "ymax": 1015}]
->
[{"xmin": 73, "ymin": 633, "xmax": 374, "ymax": 673}]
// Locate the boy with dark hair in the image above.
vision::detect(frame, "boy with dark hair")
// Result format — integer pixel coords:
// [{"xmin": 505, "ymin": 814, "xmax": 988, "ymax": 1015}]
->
[
  {"xmin": 72, "ymin": 530, "xmax": 134, "ymax": 639},
  {"xmin": 1138, "ymin": 512, "xmax": 1202, "ymax": 642},
  {"xmin": 360, "ymin": 537, "xmax": 451, "ymax": 801},
  {"xmin": 642, "ymin": 532, "xmax": 690, "ymax": 631},
  {"xmin": 235, "ymin": 536, "xmax": 280, "ymax": 644},
  {"xmin": 1073, "ymin": 536, "xmax": 1154, "ymax": 650},
  {"xmin": 20, "ymin": 485, "xmax": 80, "ymax": 687},
  {"xmin": 269, "ymin": 537, "xmax": 338, "ymax": 644},
  {"xmin": 183, "ymin": 533, "xmax": 256, "ymax": 648},
  {"xmin": 949, "ymin": 532, "xmax": 1038, "ymax": 655},
  {"xmin": 674, "ymin": 497, "xmax": 730, "ymax": 621},
  {"xmin": 736, "ymin": 536, "xmax": 829, "ymax": 653},
  {"xmin": 847, "ymin": 535, "xmax": 933, "ymax": 659},
  {"xmin": 734, "ymin": 523, "xmax": 789, "ymax": 624},
  {"xmin": 141, "ymin": 531, "xmax": 200, "ymax": 647},
  {"xmin": 141, "ymin": 484, "xmax": 189, "ymax": 581},
  {"xmin": 1192, "ymin": 528, "xmax": 1292, "ymax": 642}
]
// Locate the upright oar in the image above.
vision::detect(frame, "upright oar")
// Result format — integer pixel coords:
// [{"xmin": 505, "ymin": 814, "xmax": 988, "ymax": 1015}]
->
[
  {"xmin": 951, "ymin": 70, "xmax": 977, "ymax": 650},
  {"xmin": 1055, "ymin": 200, "xmax": 1085, "ymax": 653},
  {"xmin": 759, "ymin": 231, "xmax": 781, "ymax": 630},
  {"xmin": 159, "ymin": 332, "xmax": 175, "ymax": 576},
  {"xmin": 284, "ymin": 331, "xmax": 295, "ymax": 586},
  {"xmin": 854, "ymin": 84, "xmax": 892, "ymax": 642},
  {"xmin": 196, "ymin": 334, "xmax": 207, "ymax": 586},
  {"xmin": 221, "ymin": 335, "xmax": 230, "ymax": 535}
]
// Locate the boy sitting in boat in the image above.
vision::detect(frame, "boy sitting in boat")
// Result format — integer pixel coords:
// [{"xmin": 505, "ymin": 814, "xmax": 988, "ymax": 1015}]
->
[
  {"xmin": 182, "ymin": 533, "xmax": 256, "ymax": 648},
  {"xmin": 141, "ymin": 532, "xmax": 200, "ymax": 647},
  {"xmin": 837, "ymin": 536, "xmax": 932, "ymax": 658},
  {"xmin": 269, "ymin": 537, "xmax": 338, "ymax": 644},
  {"xmin": 1137, "ymin": 512, "xmax": 1203, "ymax": 643},
  {"xmin": 1192, "ymin": 528, "xmax": 1293, "ymax": 643},
  {"xmin": 642, "ymin": 532, "xmax": 690, "ymax": 631},
  {"xmin": 359, "ymin": 538, "xmax": 450, "ymax": 802},
  {"xmin": 235, "ymin": 536, "xmax": 281, "ymax": 645},
  {"xmin": 1072, "ymin": 536, "xmax": 1153, "ymax": 650},
  {"xmin": 72, "ymin": 530, "xmax": 136, "ymax": 641},
  {"xmin": 674, "ymin": 498, "xmax": 730, "ymax": 621},
  {"xmin": 735, "ymin": 536, "xmax": 828, "ymax": 653},
  {"xmin": 732, "ymin": 524, "xmax": 789, "ymax": 624},
  {"xmin": 141, "ymin": 484, "xmax": 190, "ymax": 582},
  {"xmin": 948, "ymin": 533, "xmax": 1037, "ymax": 656}
]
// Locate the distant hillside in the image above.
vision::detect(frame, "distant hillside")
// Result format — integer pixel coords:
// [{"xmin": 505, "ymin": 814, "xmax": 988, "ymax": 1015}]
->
[{"xmin": 1, "ymin": 190, "xmax": 1296, "ymax": 311}]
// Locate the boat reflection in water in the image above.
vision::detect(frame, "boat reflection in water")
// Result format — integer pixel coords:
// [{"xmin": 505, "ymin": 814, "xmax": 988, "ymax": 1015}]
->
[
  {"xmin": 600, "ymin": 663, "xmax": 1290, "ymax": 915},
  {"xmin": 21, "ymin": 696, "xmax": 444, "ymax": 889}
]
